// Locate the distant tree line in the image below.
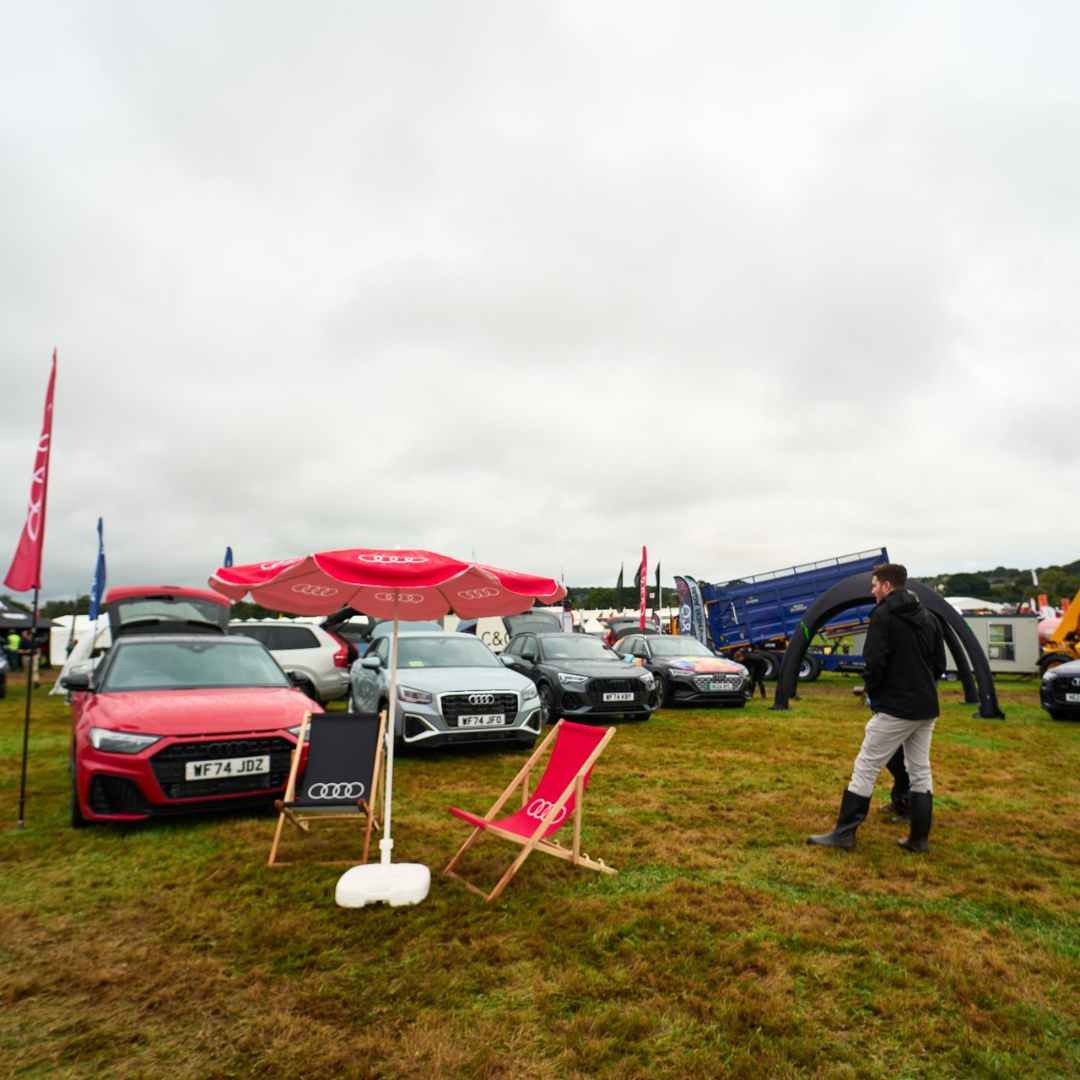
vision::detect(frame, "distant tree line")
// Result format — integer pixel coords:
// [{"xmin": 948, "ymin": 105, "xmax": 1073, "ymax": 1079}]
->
[{"xmin": 916, "ymin": 558, "xmax": 1080, "ymax": 605}]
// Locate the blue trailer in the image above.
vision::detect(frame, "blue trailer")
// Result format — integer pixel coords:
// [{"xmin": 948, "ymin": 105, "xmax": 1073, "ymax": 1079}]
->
[{"xmin": 683, "ymin": 548, "xmax": 888, "ymax": 680}]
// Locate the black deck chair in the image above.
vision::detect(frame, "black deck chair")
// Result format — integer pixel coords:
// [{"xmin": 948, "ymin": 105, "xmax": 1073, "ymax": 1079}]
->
[{"xmin": 268, "ymin": 709, "xmax": 385, "ymax": 867}]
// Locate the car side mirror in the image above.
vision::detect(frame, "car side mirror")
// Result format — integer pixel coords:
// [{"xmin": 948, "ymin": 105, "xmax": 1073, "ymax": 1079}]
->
[
  {"xmin": 522, "ymin": 650, "xmax": 538, "ymax": 663},
  {"xmin": 62, "ymin": 672, "xmax": 92, "ymax": 692},
  {"xmin": 360, "ymin": 655, "xmax": 382, "ymax": 671},
  {"xmin": 498, "ymin": 654, "xmax": 516, "ymax": 667}
]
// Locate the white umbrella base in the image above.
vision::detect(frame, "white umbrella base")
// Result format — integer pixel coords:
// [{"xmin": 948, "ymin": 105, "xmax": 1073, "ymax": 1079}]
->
[{"xmin": 335, "ymin": 862, "xmax": 431, "ymax": 908}]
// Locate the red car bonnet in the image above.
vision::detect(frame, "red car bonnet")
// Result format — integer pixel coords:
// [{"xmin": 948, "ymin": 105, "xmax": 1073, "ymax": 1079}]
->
[{"xmin": 79, "ymin": 687, "xmax": 317, "ymax": 737}]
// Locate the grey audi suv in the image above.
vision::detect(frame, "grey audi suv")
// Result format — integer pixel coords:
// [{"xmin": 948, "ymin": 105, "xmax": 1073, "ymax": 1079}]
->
[{"xmin": 347, "ymin": 632, "xmax": 542, "ymax": 749}]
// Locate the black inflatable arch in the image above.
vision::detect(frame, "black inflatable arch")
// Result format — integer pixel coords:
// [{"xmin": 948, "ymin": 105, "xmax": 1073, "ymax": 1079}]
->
[{"xmin": 771, "ymin": 572, "xmax": 1004, "ymax": 719}]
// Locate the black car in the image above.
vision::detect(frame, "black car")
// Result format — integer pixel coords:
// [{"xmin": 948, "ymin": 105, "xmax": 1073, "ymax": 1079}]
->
[
  {"xmin": 613, "ymin": 634, "xmax": 751, "ymax": 708},
  {"xmin": 1040, "ymin": 658, "xmax": 1080, "ymax": 720},
  {"xmin": 501, "ymin": 632, "xmax": 657, "ymax": 723}
]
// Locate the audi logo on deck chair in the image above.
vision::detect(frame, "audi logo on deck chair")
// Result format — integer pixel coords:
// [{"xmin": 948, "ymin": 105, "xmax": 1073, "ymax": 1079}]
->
[{"xmin": 306, "ymin": 781, "xmax": 366, "ymax": 801}]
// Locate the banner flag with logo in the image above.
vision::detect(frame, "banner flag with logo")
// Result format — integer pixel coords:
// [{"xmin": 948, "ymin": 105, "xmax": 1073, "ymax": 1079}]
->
[
  {"xmin": 4, "ymin": 351, "xmax": 57, "ymax": 592},
  {"xmin": 87, "ymin": 517, "xmax": 107, "ymax": 621},
  {"xmin": 638, "ymin": 546, "xmax": 648, "ymax": 629}
]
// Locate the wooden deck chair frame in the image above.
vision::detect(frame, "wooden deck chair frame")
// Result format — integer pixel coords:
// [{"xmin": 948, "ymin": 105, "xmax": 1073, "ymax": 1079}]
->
[
  {"xmin": 268, "ymin": 710, "xmax": 386, "ymax": 868},
  {"xmin": 444, "ymin": 719, "xmax": 617, "ymax": 902}
]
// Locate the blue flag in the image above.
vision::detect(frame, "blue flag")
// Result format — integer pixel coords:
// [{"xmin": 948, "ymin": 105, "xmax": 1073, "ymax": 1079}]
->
[
  {"xmin": 88, "ymin": 517, "xmax": 107, "ymax": 621},
  {"xmin": 224, "ymin": 546, "xmax": 234, "ymax": 568}
]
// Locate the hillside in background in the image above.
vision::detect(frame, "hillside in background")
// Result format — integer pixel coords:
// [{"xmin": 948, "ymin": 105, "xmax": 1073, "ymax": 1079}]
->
[{"xmin": 916, "ymin": 557, "xmax": 1080, "ymax": 605}]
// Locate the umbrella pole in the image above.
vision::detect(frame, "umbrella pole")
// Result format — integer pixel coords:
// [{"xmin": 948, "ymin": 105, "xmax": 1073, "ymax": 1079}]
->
[{"xmin": 380, "ymin": 614, "xmax": 400, "ymax": 865}]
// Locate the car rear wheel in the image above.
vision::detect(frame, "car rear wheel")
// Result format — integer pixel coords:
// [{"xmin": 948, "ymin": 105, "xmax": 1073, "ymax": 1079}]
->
[
  {"xmin": 294, "ymin": 676, "xmax": 321, "ymax": 705},
  {"xmin": 797, "ymin": 654, "xmax": 822, "ymax": 681}
]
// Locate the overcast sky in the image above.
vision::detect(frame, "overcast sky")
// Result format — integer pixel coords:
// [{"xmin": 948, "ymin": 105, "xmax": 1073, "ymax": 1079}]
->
[{"xmin": 3, "ymin": 2, "xmax": 1079, "ymax": 603}]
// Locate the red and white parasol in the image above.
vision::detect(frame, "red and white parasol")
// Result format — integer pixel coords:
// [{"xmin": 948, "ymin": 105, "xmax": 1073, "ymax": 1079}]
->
[{"xmin": 209, "ymin": 548, "xmax": 565, "ymax": 906}]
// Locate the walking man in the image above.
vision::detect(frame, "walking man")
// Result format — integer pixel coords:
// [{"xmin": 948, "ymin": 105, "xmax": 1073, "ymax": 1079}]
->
[{"xmin": 808, "ymin": 563, "xmax": 946, "ymax": 853}]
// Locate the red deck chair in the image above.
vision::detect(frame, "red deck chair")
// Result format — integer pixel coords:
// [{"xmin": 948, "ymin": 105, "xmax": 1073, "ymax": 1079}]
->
[{"xmin": 444, "ymin": 719, "xmax": 616, "ymax": 902}]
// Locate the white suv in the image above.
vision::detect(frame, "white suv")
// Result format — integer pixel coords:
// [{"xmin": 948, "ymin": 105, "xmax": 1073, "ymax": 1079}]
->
[{"xmin": 228, "ymin": 620, "xmax": 351, "ymax": 704}]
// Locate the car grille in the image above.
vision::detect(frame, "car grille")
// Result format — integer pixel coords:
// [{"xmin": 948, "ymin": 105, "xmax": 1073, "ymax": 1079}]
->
[
  {"xmin": 588, "ymin": 677, "xmax": 646, "ymax": 709},
  {"xmin": 693, "ymin": 673, "xmax": 745, "ymax": 692},
  {"xmin": 89, "ymin": 775, "xmax": 148, "ymax": 815},
  {"xmin": 149, "ymin": 736, "xmax": 293, "ymax": 800},
  {"xmin": 1048, "ymin": 677, "xmax": 1080, "ymax": 705},
  {"xmin": 441, "ymin": 692, "xmax": 518, "ymax": 728}
]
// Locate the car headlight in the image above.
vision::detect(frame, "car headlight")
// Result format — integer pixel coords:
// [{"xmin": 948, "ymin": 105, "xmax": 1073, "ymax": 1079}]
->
[
  {"xmin": 521, "ymin": 683, "xmax": 539, "ymax": 701},
  {"xmin": 640, "ymin": 672, "xmax": 655, "ymax": 688},
  {"xmin": 558, "ymin": 672, "xmax": 588, "ymax": 688},
  {"xmin": 1041, "ymin": 671, "xmax": 1059, "ymax": 682},
  {"xmin": 88, "ymin": 728, "xmax": 161, "ymax": 754},
  {"xmin": 398, "ymin": 685, "xmax": 433, "ymax": 704},
  {"xmin": 669, "ymin": 668, "xmax": 696, "ymax": 679},
  {"xmin": 287, "ymin": 724, "xmax": 311, "ymax": 742}
]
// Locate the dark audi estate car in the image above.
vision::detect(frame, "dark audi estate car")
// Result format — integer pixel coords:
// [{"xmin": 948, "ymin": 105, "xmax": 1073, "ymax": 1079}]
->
[
  {"xmin": 501, "ymin": 632, "xmax": 657, "ymax": 723},
  {"xmin": 614, "ymin": 633, "xmax": 751, "ymax": 708},
  {"xmin": 1040, "ymin": 658, "xmax": 1080, "ymax": 720}
]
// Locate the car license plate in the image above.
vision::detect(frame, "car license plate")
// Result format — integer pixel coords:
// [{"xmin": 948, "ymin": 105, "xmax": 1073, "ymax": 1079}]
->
[
  {"xmin": 603, "ymin": 692, "xmax": 635, "ymax": 702},
  {"xmin": 184, "ymin": 755, "xmax": 270, "ymax": 781},
  {"xmin": 1066, "ymin": 693, "xmax": 1080, "ymax": 703},
  {"xmin": 458, "ymin": 713, "xmax": 506, "ymax": 727},
  {"xmin": 710, "ymin": 679, "xmax": 735, "ymax": 691}
]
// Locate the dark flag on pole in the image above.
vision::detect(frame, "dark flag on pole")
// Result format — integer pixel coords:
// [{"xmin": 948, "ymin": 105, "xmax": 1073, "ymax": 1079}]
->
[
  {"xmin": 224, "ymin": 546, "xmax": 234, "ymax": 568},
  {"xmin": 638, "ymin": 546, "xmax": 648, "ymax": 629},
  {"xmin": 654, "ymin": 560, "xmax": 661, "ymax": 614},
  {"xmin": 615, "ymin": 564, "xmax": 625, "ymax": 610},
  {"xmin": 87, "ymin": 518, "xmax": 107, "ymax": 622}
]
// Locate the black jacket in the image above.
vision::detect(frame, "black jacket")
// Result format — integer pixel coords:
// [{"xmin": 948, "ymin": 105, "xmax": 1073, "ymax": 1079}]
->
[{"xmin": 863, "ymin": 589, "xmax": 946, "ymax": 721}]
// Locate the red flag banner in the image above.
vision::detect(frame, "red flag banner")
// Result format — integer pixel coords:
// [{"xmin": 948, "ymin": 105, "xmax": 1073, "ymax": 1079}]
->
[
  {"xmin": 639, "ymin": 545, "xmax": 648, "ymax": 629},
  {"xmin": 4, "ymin": 351, "xmax": 57, "ymax": 592}
]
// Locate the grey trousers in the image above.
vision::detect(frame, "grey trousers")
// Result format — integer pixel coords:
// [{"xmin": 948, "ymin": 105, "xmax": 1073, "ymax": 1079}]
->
[{"xmin": 849, "ymin": 711, "xmax": 936, "ymax": 797}]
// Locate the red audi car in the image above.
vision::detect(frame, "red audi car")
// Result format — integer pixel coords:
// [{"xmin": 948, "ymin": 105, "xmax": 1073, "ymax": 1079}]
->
[{"xmin": 65, "ymin": 632, "xmax": 318, "ymax": 826}]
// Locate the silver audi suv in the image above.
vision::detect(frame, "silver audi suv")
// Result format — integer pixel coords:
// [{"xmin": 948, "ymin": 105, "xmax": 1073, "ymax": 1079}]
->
[{"xmin": 347, "ymin": 632, "xmax": 542, "ymax": 749}]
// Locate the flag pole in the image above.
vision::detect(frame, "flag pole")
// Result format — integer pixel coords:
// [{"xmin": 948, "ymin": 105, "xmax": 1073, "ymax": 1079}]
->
[{"xmin": 16, "ymin": 587, "xmax": 39, "ymax": 828}]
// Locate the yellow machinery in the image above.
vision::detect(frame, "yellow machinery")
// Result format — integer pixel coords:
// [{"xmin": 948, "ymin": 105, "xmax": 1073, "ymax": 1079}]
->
[{"xmin": 1038, "ymin": 588, "xmax": 1080, "ymax": 673}]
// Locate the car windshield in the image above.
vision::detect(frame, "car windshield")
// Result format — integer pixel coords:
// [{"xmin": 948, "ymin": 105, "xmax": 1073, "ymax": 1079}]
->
[
  {"xmin": 397, "ymin": 636, "xmax": 500, "ymax": 669},
  {"xmin": 102, "ymin": 640, "xmax": 290, "ymax": 691},
  {"xmin": 112, "ymin": 596, "xmax": 227, "ymax": 629},
  {"xmin": 541, "ymin": 636, "xmax": 617, "ymax": 661},
  {"xmin": 648, "ymin": 637, "xmax": 715, "ymax": 657},
  {"xmin": 505, "ymin": 613, "xmax": 562, "ymax": 636},
  {"xmin": 372, "ymin": 620, "xmax": 443, "ymax": 638}
]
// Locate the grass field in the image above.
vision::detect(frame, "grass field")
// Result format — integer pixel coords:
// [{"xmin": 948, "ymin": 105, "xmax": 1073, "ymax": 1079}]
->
[{"xmin": 1, "ymin": 671, "xmax": 1077, "ymax": 1078}]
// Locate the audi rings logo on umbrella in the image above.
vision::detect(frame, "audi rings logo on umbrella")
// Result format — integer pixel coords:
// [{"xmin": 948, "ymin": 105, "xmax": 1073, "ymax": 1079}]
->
[
  {"xmin": 290, "ymin": 583, "xmax": 340, "ymax": 597},
  {"xmin": 357, "ymin": 554, "xmax": 428, "ymax": 564},
  {"xmin": 306, "ymin": 781, "xmax": 366, "ymax": 800},
  {"xmin": 525, "ymin": 797, "xmax": 567, "ymax": 825},
  {"xmin": 373, "ymin": 591, "xmax": 425, "ymax": 604},
  {"xmin": 468, "ymin": 693, "xmax": 497, "ymax": 706},
  {"xmin": 457, "ymin": 587, "xmax": 501, "ymax": 600},
  {"xmin": 258, "ymin": 558, "xmax": 303, "ymax": 571}
]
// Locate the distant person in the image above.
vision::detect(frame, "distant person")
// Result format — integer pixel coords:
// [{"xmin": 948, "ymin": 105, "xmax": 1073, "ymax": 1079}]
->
[
  {"xmin": 5, "ymin": 629, "xmax": 22, "ymax": 672},
  {"xmin": 736, "ymin": 648, "xmax": 768, "ymax": 699},
  {"xmin": 808, "ymin": 563, "xmax": 945, "ymax": 854}
]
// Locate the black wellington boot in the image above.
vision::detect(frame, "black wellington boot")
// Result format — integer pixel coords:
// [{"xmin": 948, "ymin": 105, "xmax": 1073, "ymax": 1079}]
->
[
  {"xmin": 882, "ymin": 747, "xmax": 911, "ymax": 819},
  {"xmin": 807, "ymin": 789, "xmax": 871, "ymax": 850},
  {"xmin": 898, "ymin": 792, "xmax": 932, "ymax": 853}
]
